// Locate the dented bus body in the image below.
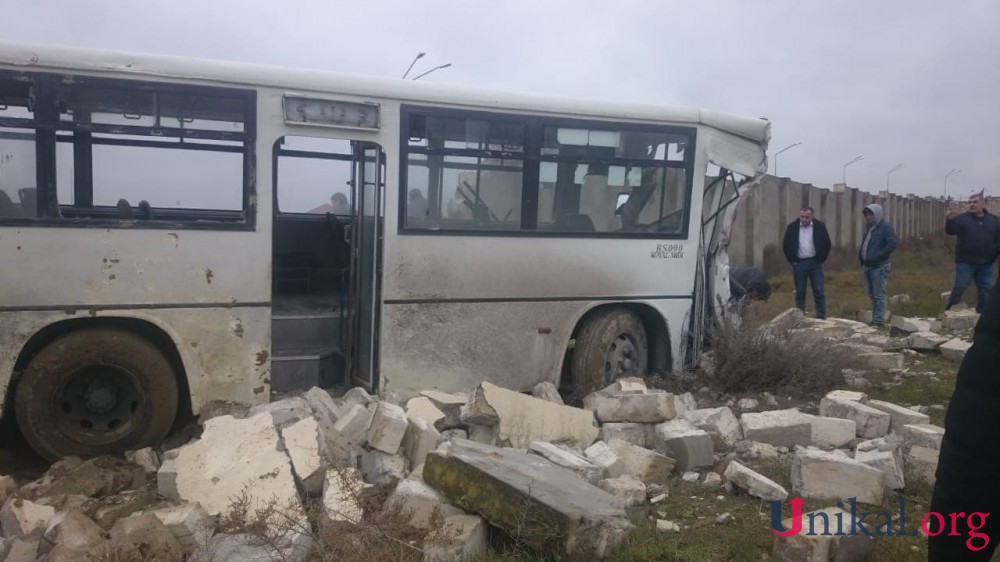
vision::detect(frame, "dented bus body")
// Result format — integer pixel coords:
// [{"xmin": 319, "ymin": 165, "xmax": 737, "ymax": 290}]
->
[{"xmin": 0, "ymin": 41, "xmax": 769, "ymax": 459}]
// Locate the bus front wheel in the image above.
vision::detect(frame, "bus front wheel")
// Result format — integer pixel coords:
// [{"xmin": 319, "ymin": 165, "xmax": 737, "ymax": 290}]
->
[
  {"xmin": 570, "ymin": 308, "xmax": 648, "ymax": 401},
  {"xmin": 15, "ymin": 328, "xmax": 179, "ymax": 461}
]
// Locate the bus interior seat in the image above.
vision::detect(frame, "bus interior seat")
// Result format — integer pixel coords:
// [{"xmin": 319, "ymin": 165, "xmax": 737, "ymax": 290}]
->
[
  {"xmin": 18, "ymin": 188, "xmax": 36, "ymax": 217},
  {"xmin": 554, "ymin": 212, "xmax": 595, "ymax": 232},
  {"xmin": 138, "ymin": 200, "xmax": 154, "ymax": 219},
  {"xmin": 116, "ymin": 199, "xmax": 135, "ymax": 219},
  {"xmin": 0, "ymin": 190, "xmax": 19, "ymax": 217}
]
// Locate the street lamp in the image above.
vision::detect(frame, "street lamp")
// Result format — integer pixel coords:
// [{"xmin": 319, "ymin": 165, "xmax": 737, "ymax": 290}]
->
[
  {"xmin": 886, "ymin": 163, "xmax": 905, "ymax": 192},
  {"xmin": 842, "ymin": 155, "xmax": 865, "ymax": 186},
  {"xmin": 412, "ymin": 63, "xmax": 452, "ymax": 81},
  {"xmin": 944, "ymin": 169, "xmax": 961, "ymax": 200},
  {"xmin": 772, "ymin": 142, "xmax": 802, "ymax": 177},
  {"xmin": 401, "ymin": 52, "xmax": 426, "ymax": 79}
]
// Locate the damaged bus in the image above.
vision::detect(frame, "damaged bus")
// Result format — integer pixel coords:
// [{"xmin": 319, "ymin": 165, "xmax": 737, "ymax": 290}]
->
[{"xmin": 0, "ymin": 41, "xmax": 769, "ymax": 460}]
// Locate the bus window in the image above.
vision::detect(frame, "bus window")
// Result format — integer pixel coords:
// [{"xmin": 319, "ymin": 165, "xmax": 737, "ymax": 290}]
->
[
  {"xmin": 274, "ymin": 136, "xmax": 353, "ymax": 214},
  {"xmin": 0, "ymin": 76, "xmax": 34, "ymax": 217}
]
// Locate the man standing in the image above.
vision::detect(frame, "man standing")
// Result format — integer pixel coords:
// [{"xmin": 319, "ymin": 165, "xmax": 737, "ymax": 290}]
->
[
  {"xmin": 782, "ymin": 207, "xmax": 831, "ymax": 318},
  {"xmin": 945, "ymin": 191, "xmax": 1000, "ymax": 313},
  {"xmin": 858, "ymin": 203, "xmax": 898, "ymax": 327}
]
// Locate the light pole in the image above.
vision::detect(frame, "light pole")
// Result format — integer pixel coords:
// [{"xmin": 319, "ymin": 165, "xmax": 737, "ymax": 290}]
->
[
  {"xmin": 886, "ymin": 163, "xmax": 905, "ymax": 192},
  {"xmin": 772, "ymin": 142, "xmax": 802, "ymax": 177},
  {"xmin": 944, "ymin": 169, "xmax": 961, "ymax": 200},
  {"xmin": 412, "ymin": 63, "xmax": 452, "ymax": 81},
  {"xmin": 842, "ymin": 155, "xmax": 865, "ymax": 186},
  {"xmin": 401, "ymin": 52, "xmax": 426, "ymax": 79}
]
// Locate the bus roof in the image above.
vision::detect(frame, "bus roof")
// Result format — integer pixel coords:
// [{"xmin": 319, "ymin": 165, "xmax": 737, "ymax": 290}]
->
[{"xmin": 0, "ymin": 40, "xmax": 770, "ymax": 145}]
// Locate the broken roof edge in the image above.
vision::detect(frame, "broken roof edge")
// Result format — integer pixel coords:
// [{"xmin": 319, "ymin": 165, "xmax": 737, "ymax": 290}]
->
[{"xmin": 0, "ymin": 40, "xmax": 770, "ymax": 145}]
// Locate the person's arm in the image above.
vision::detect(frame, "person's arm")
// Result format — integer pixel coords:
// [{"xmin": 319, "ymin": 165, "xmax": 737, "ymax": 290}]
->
[
  {"xmin": 781, "ymin": 222, "xmax": 796, "ymax": 263},
  {"xmin": 883, "ymin": 223, "xmax": 899, "ymax": 260},
  {"xmin": 945, "ymin": 211, "xmax": 959, "ymax": 235},
  {"xmin": 817, "ymin": 221, "xmax": 832, "ymax": 262}
]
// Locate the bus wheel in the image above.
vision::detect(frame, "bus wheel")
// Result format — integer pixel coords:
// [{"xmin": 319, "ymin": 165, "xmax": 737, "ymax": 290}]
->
[
  {"xmin": 14, "ymin": 328, "xmax": 179, "ymax": 461},
  {"xmin": 570, "ymin": 309, "xmax": 648, "ymax": 400}
]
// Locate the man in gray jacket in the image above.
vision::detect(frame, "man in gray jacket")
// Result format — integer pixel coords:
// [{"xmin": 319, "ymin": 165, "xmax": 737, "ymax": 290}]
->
[{"xmin": 858, "ymin": 203, "xmax": 898, "ymax": 326}]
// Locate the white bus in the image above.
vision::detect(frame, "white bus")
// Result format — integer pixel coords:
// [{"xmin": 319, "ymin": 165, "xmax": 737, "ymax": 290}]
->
[{"xmin": 0, "ymin": 41, "xmax": 769, "ymax": 460}]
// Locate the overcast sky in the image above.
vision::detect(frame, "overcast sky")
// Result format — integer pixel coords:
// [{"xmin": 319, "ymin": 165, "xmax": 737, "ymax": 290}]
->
[{"xmin": 4, "ymin": 0, "xmax": 997, "ymax": 199}]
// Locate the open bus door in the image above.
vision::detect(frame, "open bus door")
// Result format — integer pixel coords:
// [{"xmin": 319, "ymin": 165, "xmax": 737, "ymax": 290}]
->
[{"xmin": 346, "ymin": 143, "xmax": 385, "ymax": 391}]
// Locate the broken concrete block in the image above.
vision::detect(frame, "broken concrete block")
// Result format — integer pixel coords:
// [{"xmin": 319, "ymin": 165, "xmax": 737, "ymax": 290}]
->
[
  {"xmin": 281, "ymin": 416, "xmax": 324, "ymax": 494},
  {"xmin": 148, "ymin": 503, "xmax": 214, "ymax": 555},
  {"xmin": 804, "ymin": 414, "xmax": 856, "ymax": 449},
  {"xmin": 402, "ymin": 416, "xmax": 443, "ymax": 472},
  {"xmin": 656, "ymin": 519, "xmax": 681, "ymax": 532},
  {"xmin": 0, "ymin": 499, "xmax": 55, "ymax": 539},
  {"xmin": 466, "ymin": 423, "xmax": 498, "ymax": 446},
  {"xmin": 773, "ymin": 506, "xmax": 875, "ymax": 562},
  {"xmin": 608, "ymin": 377, "xmax": 648, "ymax": 394},
  {"xmin": 322, "ymin": 467, "xmax": 370, "ymax": 523},
  {"xmin": 360, "ymin": 449, "xmax": 408, "ymax": 485},
  {"xmin": 653, "ymin": 419, "xmax": 714, "ymax": 472},
  {"xmin": 681, "ymin": 471, "xmax": 699, "ymax": 483},
  {"xmin": 404, "ymin": 396, "xmax": 445, "ymax": 427},
  {"xmin": 424, "ymin": 390, "xmax": 469, "ymax": 429},
  {"xmin": 856, "ymin": 435, "xmax": 902, "ymax": 454},
  {"xmin": 531, "ymin": 382, "xmax": 565, "ymax": 405},
  {"xmin": 529, "ymin": 442, "xmax": 602, "ymax": 485},
  {"xmin": 40, "ymin": 509, "xmax": 103, "ymax": 557},
  {"xmin": 387, "ymin": 475, "xmax": 463, "ymax": 530},
  {"xmin": 941, "ymin": 309, "xmax": 979, "ymax": 331},
  {"xmin": 20, "ymin": 456, "xmax": 145, "ymax": 501},
  {"xmin": 584, "ymin": 441, "xmax": 626, "ymax": 478},
  {"xmin": 818, "ymin": 398, "xmax": 890, "ymax": 439},
  {"xmin": 424, "ymin": 439, "xmax": 633, "ymax": 559},
  {"xmin": 332, "ymin": 403, "xmax": 374, "ymax": 450},
  {"xmin": 855, "ymin": 448, "xmax": 905, "ymax": 490},
  {"xmin": 739, "ymin": 409, "xmax": 813, "ymax": 448},
  {"xmin": 598, "ymin": 422, "xmax": 652, "ymax": 448},
  {"xmin": 340, "ymin": 386, "xmax": 374, "ymax": 410},
  {"xmin": 0, "ymin": 538, "xmax": 38, "ymax": 562},
  {"xmin": 249, "ymin": 395, "xmax": 313, "ymax": 428},
  {"xmin": 858, "ymin": 352, "xmax": 905, "ymax": 370},
  {"xmin": 671, "ymin": 393, "xmax": 699, "ymax": 416},
  {"xmin": 682, "ymin": 407, "xmax": 741, "ymax": 451},
  {"xmin": 905, "ymin": 446, "xmax": 939, "ymax": 484},
  {"xmin": 88, "ymin": 489, "xmax": 156, "ymax": 531},
  {"xmin": 899, "ymin": 423, "xmax": 944, "ymax": 451},
  {"xmin": 124, "ymin": 448, "xmax": 160, "ymax": 475},
  {"xmin": 792, "ymin": 448, "xmax": 885, "ymax": 505},
  {"xmin": 606, "ymin": 438, "xmax": 675, "ymax": 485},
  {"xmin": 723, "ymin": 461, "xmax": 787, "ymax": 501},
  {"xmin": 583, "ymin": 392, "xmax": 677, "ymax": 423},
  {"xmin": 825, "ymin": 390, "xmax": 867, "ymax": 402},
  {"xmin": 767, "ymin": 308, "xmax": 806, "ymax": 334},
  {"xmin": 866, "ymin": 400, "xmax": 930, "ymax": 432},
  {"xmin": 907, "ymin": 331, "xmax": 950, "ymax": 351},
  {"xmin": 703, "ymin": 472, "xmax": 722, "ymax": 487},
  {"xmin": 157, "ymin": 413, "xmax": 302, "ymax": 520},
  {"xmin": 890, "ymin": 316, "xmax": 931, "ymax": 335},
  {"xmin": 598, "ymin": 475, "xmax": 646, "ymax": 507},
  {"xmin": 0, "ymin": 477, "xmax": 16, "ymax": 509},
  {"xmin": 940, "ymin": 338, "xmax": 972, "ymax": 362},
  {"xmin": 367, "ymin": 402, "xmax": 408, "ymax": 455},
  {"xmin": 442, "ymin": 428, "xmax": 468, "ymax": 441},
  {"xmin": 734, "ymin": 441, "xmax": 782, "ymax": 460},
  {"xmin": 462, "ymin": 382, "xmax": 598, "ymax": 449},
  {"xmin": 109, "ymin": 512, "xmax": 184, "ymax": 562},
  {"xmin": 423, "ymin": 514, "xmax": 488, "ymax": 562},
  {"xmin": 735, "ymin": 398, "xmax": 759, "ymax": 411}
]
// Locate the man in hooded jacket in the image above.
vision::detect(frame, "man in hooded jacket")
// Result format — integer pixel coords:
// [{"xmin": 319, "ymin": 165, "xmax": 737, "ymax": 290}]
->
[
  {"xmin": 929, "ymin": 280, "xmax": 1000, "ymax": 560},
  {"xmin": 858, "ymin": 203, "xmax": 898, "ymax": 326}
]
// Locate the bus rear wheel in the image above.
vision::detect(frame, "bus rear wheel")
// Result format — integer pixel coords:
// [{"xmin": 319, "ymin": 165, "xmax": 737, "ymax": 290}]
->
[
  {"xmin": 15, "ymin": 328, "xmax": 179, "ymax": 461},
  {"xmin": 570, "ymin": 308, "xmax": 648, "ymax": 401}
]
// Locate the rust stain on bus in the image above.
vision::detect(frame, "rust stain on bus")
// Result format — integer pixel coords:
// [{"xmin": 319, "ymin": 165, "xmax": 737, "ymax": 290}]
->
[
  {"xmin": 255, "ymin": 350, "xmax": 269, "ymax": 366},
  {"xmin": 205, "ymin": 269, "xmax": 214, "ymax": 284}
]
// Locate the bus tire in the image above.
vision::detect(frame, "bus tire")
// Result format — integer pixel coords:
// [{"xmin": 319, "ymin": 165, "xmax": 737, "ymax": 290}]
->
[
  {"xmin": 14, "ymin": 328, "xmax": 179, "ymax": 461},
  {"xmin": 570, "ymin": 308, "xmax": 648, "ymax": 401}
]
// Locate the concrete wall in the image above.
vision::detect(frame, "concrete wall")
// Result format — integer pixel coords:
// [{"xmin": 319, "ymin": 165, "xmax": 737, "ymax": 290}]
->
[{"xmin": 729, "ymin": 175, "xmax": 949, "ymax": 275}]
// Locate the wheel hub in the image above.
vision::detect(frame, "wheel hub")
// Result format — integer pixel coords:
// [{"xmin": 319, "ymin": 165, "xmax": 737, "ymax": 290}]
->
[
  {"xmin": 83, "ymin": 381, "xmax": 118, "ymax": 415},
  {"xmin": 604, "ymin": 333, "xmax": 639, "ymax": 383},
  {"xmin": 56, "ymin": 365, "xmax": 144, "ymax": 446}
]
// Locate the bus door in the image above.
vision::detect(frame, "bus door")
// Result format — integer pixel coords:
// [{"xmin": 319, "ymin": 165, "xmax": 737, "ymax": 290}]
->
[{"xmin": 348, "ymin": 143, "xmax": 385, "ymax": 390}]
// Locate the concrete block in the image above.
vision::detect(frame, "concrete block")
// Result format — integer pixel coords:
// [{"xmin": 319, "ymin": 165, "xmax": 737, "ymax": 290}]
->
[
  {"xmin": 941, "ymin": 309, "xmax": 979, "ymax": 331},
  {"xmin": 723, "ymin": 461, "xmax": 788, "ymax": 501},
  {"xmin": 866, "ymin": 400, "xmax": 930, "ymax": 432},
  {"xmin": 304, "ymin": 387, "xmax": 343, "ymax": 459},
  {"xmin": 388, "ymin": 475, "xmax": 465, "ymax": 530},
  {"xmin": 0, "ymin": 477, "xmax": 15, "ymax": 509},
  {"xmin": 739, "ymin": 409, "xmax": 812, "ymax": 448},
  {"xmin": 735, "ymin": 398, "xmax": 759, "ymax": 411},
  {"xmin": 583, "ymin": 392, "xmax": 677, "ymax": 423},
  {"xmin": 442, "ymin": 428, "xmax": 468, "ymax": 441},
  {"xmin": 109, "ymin": 512, "xmax": 184, "ymax": 562},
  {"xmin": 423, "ymin": 390, "xmax": 469, "ymax": 429},
  {"xmin": 341, "ymin": 386, "xmax": 374, "ymax": 410},
  {"xmin": 280, "ymin": 416, "xmax": 324, "ymax": 494},
  {"xmin": 0, "ymin": 499, "xmax": 55, "ymax": 539},
  {"xmin": 858, "ymin": 352, "xmax": 905, "ymax": 370},
  {"xmin": 890, "ymin": 316, "xmax": 931, "ymax": 334},
  {"xmin": 598, "ymin": 423, "xmax": 652, "ymax": 448},
  {"xmin": 423, "ymin": 514, "xmax": 488, "ymax": 562},
  {"xmin": 40, "ymin": 509, "xmax": 104, "ymax": 557},
  {"xmin": 124, "ymin": 448, "xmax": 161, "ymax": 474},
  {"xmin": 767, "ymin": 308, "xmax": 806, "ymax": 334},
  {"xmin": 249, "ymin": 395, "xmax": 313, "ymax": 428},
  {"xmin": 367, "ymin": 402, "xmax": 408, "ymax": 454},
  {"xmin": 404, "ymin": 396, "xmax": 445, "ymax": 427},
  {"xmin": 773, "ymin": 506, "xmax": 875, "ymax": 562},
  {"xmin": 598, "ymin": 475, "xmax": 646, "ymax": 507},
  {"xmin": 148, "ymin": 503, "xmax": 214, "ymax": 555},
  {"xmin": 0, "ymin": 538, "xmax": 38, "ymax": 562},
  {"xmin": 703, "ymin": 472, "xmax": 722, "ymax": 487},
  {"xmin": 606, "ymin": 438, "xmax": 676, "ymax": 485},
  {"xmin": 529, "ymin": 442, "xmax": 602, "ymax": 485},
  {"xmin": 734, "ymin": 441, "xmax": 782, "ymax": 460},
  {"xmin": 531, "ymin": 382, "xmax": 565, "ymax": 405},
  {"xmin": 359, "ymin": 449, "xmax": 408, "ymax": 485},
  {"xmin": 855, "ymin": 448, "xmax": 905, "ymax": 490},
  {"xmin": 332, "ymin": 403, "xmax": 374, "ymax": 450},
  {"xmin": 322, "ymin": 467, "xmax": 371, "ymax": 523},
  {"xmin": 652, "ymin": 419, "xmax": 714, "ymax": 472},
  {"xmin": 671, "ymin": 393, "xmax": 699, "ymax": 416},
  {"xmin": 584, "ymin": 441, "xmax": 626, "ymax": 478},
  {"xmin": 899, "ymin": 424, "xmax": 944, "ymax": 451},
  {"xmin": 825, "ymin": 390, "xmax": 867, "ymax": 402},
  {"xmin": 792, "ymin": 448, "xmax": 885, "ymax": 505},
  {"xmin": 818, "ymin": 398, "xmax": 890, "ymax": 439},
  {"xmin": 804, "ymin": 414, "xmax": 857, "ymax": 449},
  {"xmin": 907, "ymin": 331, "xmax": 949, "ymax": 351},
  {"xmin": 462, "ymin": 382, "xmax": 598, "ymax": 449},
  {"xmin": 401, "ymin": 416, "xmax": 443, "ymax": 472},
  {"xmin": 905, "ymin": 446, "xmax": 939, "ymax": 484},
  {"xmin": 940, "ymin": 338, "xmax": 972, "ymax": 362},
  {"xmin": 682, "ymin": 407, "xmax": 742, "ymax": 450}
]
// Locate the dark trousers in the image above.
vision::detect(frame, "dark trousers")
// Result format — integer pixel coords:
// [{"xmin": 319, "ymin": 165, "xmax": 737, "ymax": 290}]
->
[
  {"xmin": 792, "ymin": 258, "xmax": 826, "ymax": 318},
  {"xmin": 947, "ymin": 262, "xmax": 995, "ymax": 313}
]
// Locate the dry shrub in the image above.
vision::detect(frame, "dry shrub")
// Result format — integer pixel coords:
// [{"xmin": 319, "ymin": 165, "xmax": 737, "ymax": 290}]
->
[{"xmin": 706, "ymin": 315, "xmax": 864, "ymax": 398}]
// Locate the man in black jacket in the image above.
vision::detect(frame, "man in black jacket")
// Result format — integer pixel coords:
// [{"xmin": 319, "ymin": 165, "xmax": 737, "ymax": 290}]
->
[
  {"xmin": 782, "ymin": 207, "xmax": 832, "ymax": 319},
  {"xmin": 929, "ymin": 280, "xmax": 1000, "ymax": 560},
  {"xmin": 945, "ymin": 191, "xmax": 1000, "ymax": 313}
]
